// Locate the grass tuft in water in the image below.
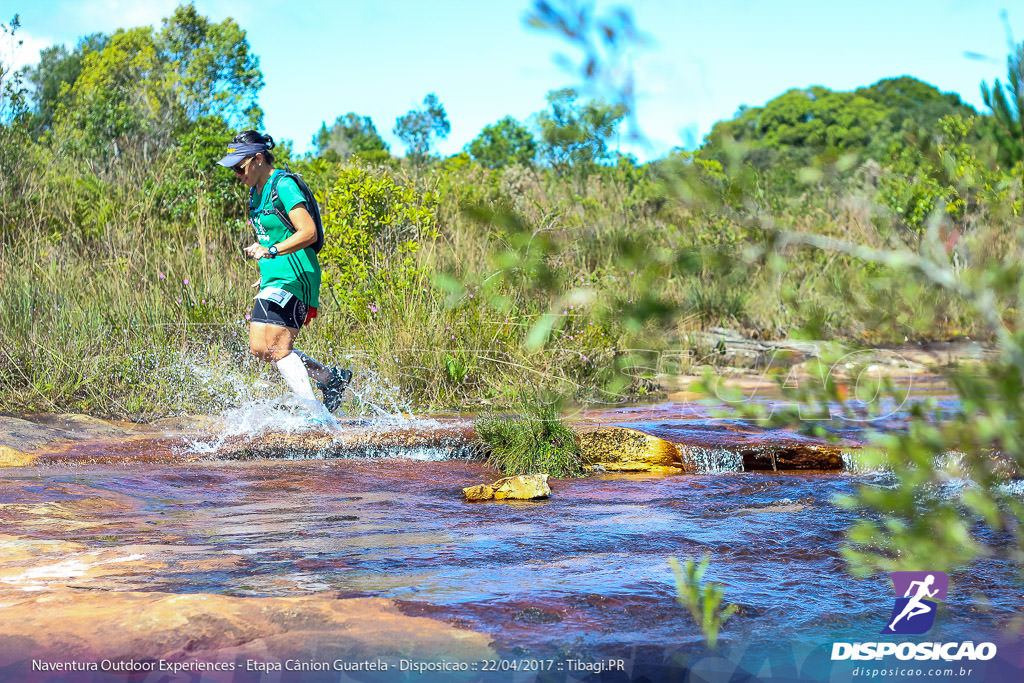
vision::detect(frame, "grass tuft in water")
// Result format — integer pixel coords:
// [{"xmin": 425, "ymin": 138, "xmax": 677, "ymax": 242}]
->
[
  {"xmin": 669, "ymin": 554, "xmax": 738, "ymax": 650},
  {"xmin": 475, "ymin": 396, "xmax": 587, "ymax": 478}
]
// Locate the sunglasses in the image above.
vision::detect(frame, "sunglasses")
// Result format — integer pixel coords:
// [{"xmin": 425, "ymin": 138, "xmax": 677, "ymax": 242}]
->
[{"xmin": 232, "ymin": 157, "xmax": 254, "ymax": 175}]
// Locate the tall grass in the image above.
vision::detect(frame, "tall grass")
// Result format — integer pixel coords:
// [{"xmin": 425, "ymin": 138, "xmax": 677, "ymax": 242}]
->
[
  {"xmin": 475, "ymin": 395, "xmax": 587, "ymax": 477},
  {"xmin": 0, "ymin": 143, "xmax": 998, "ymax": 418}
]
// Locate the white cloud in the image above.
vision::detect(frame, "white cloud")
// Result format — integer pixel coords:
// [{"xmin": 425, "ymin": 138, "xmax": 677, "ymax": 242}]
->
[{"xmin": 1, "ymin": 28, "xmax": 54, "ymax": 71}]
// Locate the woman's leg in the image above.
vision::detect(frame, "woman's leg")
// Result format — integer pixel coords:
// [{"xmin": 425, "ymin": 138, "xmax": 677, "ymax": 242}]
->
[
  {"xmin": 248, "ymin": 300, "xmax": 350, "ymax": 412},
  {"xmin": 295, "ymin": 351, "xmax": 332, "ymax": 384},
  {"xmin": 249, "ymin": 322, "xmax": 318, "ymax": 402}
]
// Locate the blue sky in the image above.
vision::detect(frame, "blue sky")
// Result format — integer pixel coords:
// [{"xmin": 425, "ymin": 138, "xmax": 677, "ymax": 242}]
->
[{"xmin": 2, "ymin": 0, "xmax": 1021, "ymax": 160}]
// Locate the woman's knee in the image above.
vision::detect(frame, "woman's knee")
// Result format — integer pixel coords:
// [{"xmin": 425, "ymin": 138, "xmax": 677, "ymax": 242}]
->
[
  {"xmin": 249, "ymin": 343, "xmax": 271, "ymax": 362},
  {"xmin": 250, "ymin": 341, "xmax": 290, "ymax": 363}
]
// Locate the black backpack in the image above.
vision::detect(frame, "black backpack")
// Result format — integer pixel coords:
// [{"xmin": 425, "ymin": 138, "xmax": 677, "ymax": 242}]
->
[{"xmin": 250, "ymin": 169, "xmax": 325, "ymax": 253}]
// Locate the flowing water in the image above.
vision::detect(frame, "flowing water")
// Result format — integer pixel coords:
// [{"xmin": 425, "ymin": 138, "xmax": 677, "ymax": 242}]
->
[{"xmin": 1, "ymin": 381, "xmax": 1022, "ymax": 681}]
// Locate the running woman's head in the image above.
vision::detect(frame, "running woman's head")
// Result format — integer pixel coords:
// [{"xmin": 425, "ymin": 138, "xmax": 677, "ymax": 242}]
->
[{"xmin": 217, "ymin": 131, "xmax": 275, "ymax": 187}]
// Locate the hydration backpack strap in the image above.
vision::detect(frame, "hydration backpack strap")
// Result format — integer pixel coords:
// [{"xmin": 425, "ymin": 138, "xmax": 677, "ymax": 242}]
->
[
  {"xmin": 262, "ymin": 170, "xmax": 325, "ymax": 253},
  {"xmin": 268, "ymin": 172, "xmax": 296, "ymax": 232}
]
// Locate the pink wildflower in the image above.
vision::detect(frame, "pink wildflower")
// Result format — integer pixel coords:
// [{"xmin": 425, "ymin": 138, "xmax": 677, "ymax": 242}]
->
[
  {"xmin": 158, "ymin": 272, "xmax": 165, "ymax": 280},
  {"xmin": 183, "ymin": 278, "xmax": 190, "ymax": 285}
]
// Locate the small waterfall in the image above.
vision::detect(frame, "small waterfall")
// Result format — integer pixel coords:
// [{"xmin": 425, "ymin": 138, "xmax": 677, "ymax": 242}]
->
[
  {"xmin": 684, "ymin": 447, "xmax": 745, "ymax": 473},
  {"xmin": 839, "ymin": 449, "xmax": 888, "ymax": 475}
]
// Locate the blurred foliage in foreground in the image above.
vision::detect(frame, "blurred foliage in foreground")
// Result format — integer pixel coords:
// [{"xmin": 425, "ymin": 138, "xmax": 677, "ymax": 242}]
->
[{"xmin": 523, "ymin": 0, "xmax": 1024, "ymax": 583}]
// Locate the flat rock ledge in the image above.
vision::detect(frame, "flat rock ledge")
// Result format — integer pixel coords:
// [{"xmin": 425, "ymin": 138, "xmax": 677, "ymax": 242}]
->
[
  {"xmin": 0, "ymin": 589, "xmax": 495, "ymax": 671},
  {"xmin": 0, "ymin": 414, "xmax": 855, "ymax": 473},
  {"xmin": 574, "ymin": 425, "xmax": 849, "ymax": 473}
]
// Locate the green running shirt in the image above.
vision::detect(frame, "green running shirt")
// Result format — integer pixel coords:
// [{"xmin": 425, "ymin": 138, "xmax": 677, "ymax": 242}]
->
[{"xmin": 249, "ymin": 170, "xmax": 322, "ymax": 308}]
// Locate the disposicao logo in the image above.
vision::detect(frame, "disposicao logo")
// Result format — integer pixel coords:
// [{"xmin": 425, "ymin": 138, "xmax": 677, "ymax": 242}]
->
[
  {"xmin": 882, "ymin": 571, "xmax": 949, "ymax": 635},
  {"xmin": 831, "ymin": 570, "xmax": 998, "ymax": 662}
]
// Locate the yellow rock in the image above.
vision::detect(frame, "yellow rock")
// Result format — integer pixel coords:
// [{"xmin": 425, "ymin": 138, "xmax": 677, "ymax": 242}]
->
[
  {"xmin": 0, "ymin": 446, "xmax": 36, "ymax": 468},
  {"xmin": 462, "ymin": 484, "xmax": 494, "ymax": 501},
  {"xmin": 492, "ymin": 474, "xmax": 550, "ymax": 500},
  {"xmin": 574, "ymin": 426, "xmax": 682, "ymax": 472}
]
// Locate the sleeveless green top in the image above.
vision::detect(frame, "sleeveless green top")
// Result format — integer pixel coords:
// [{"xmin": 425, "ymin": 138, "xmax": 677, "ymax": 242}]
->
[{"xmin": 249, "ymin": 170, "xmax": 322, "ymax": 307}]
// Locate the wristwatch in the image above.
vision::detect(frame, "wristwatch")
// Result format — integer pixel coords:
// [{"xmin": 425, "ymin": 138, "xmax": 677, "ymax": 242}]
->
[{"xmin": 267, "ymin": 245, "xmax": 278, "ymax": 258}]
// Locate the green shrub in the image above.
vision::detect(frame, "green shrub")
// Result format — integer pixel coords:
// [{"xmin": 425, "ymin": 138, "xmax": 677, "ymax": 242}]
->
[
  {"xmin": 318, "ymin": 167, "xmax": 438, "ymax": 315},
  {"xmin": 476, "ymin": 397, "xmax": 587, "ymax": 477}
]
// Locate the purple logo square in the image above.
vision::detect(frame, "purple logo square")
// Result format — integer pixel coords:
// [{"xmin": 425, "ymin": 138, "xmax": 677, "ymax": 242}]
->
[{"xmin": 881, "ymin": 571, "xmax": 949, "ymax": 635}]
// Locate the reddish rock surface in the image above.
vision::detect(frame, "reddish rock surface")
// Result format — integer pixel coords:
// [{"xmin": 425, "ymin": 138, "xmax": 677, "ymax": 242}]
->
[{"xmin": 0, "ymin": 589, "xmax": 495, "ymax": 673}]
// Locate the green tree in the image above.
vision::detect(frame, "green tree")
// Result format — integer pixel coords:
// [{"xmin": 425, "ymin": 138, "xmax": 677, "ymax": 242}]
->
[
  {"xmin": 53, "ymin": 26, "xmax": 171, "ymax": 157},
  {"xmin": 878, "ymin": 114, "xmax": 1002, "ymax": 237},
  {"xmin": 536, "ymin": 87, "xmax": 627, "ymax": 171},
  {"xmin": 314, "ymin": 112, "xmax": 388, "ymax": 161},
  {"xmin": 700, "ymin": 82, "xmax": 970, "ymax": 195},
  {"xmin": 467, "ymin": 115, "xmax": 536, "ymax": 168},
  {"xmin": 393, "ymin": 92, "xmax": 450, "ymax": 163},
  {"xmin": 52, "ymin": 3, "xmax": 264, "ymax": 159},
  {"xmin": 158, "ymin": 2, "xmax": 263, "ymax": 126},
  {"xmin": 981, "ymin": 40, "xmax": 1024, "ymax": 166},
  {"xmin": 25, "ymin": 33, "xmax": 107, "ymax": 134}
]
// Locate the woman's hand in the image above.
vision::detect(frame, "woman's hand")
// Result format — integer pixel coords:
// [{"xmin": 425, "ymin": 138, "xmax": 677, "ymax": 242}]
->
[
  {"xmin": 243, "ymin": 242, "xmax": 269, "ymax": 260},
  {"xmin": 252, "ymin": 278, "xmax": 261, "ymax": 290}
]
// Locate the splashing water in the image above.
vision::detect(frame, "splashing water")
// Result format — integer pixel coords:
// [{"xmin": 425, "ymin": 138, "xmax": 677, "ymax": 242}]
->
[{"xmin": 177, "ymin": 353, "xmax": 464, "ymax": 458}]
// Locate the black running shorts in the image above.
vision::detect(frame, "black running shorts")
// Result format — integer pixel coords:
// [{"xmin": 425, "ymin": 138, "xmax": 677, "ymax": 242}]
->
[{"xmin": 251, "ymin": 296, "xmax": 308, "ymax": 330}]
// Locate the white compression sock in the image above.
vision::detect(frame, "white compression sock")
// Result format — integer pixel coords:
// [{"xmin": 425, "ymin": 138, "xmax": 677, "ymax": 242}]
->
[
  {"xmin": 295, "ymin": 350, "xmax": 333, "ymax": 385},
  {"xmin": 274, "ymin": 351, "xmax": 318, "ymax": 402}
]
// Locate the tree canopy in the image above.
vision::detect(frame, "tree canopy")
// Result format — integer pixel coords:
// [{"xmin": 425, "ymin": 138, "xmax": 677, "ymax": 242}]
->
[
  {"xmin": 40, "ymin": 4, "xmax": 262, "ymax": 159},
  {"xmin": 536, "ymin": 87, "xmax": 627, "ymax": 171},
  {"xmin": 314, "ymin": 112, "xmax": 388, "ymax": 161},
  {"xmin": 699, "ymin": 77, "xmax": 981, "ymax": 192},
  {"xmin": 467, "ymin": 115, "xmax": 536, "ymax": 168},
  {"xmin": 393, "ymin": 92, "xmax": 450, "ymax": 163}
]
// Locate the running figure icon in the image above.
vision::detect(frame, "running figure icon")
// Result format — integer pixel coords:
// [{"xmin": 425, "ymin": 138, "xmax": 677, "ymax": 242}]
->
[{"xmin": 886, "ymin": 574, "xmax": 939, "ymax": 632}]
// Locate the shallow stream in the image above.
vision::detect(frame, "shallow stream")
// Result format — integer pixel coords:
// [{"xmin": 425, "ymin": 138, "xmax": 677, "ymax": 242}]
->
[{"xmin": 1, "ymin": 387, "xmax": 1022, "ymax": 680}]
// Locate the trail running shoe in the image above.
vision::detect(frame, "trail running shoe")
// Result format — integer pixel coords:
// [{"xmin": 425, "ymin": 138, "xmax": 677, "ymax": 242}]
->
[{"xmin": 318, "ymin": 367, "xmax": 353, "ymax": 413}]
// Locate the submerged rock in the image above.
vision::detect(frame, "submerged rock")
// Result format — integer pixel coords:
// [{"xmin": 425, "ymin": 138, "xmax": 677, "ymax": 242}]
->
[
  {"xmin": 573, "ymin": 424, "xmax": 850, "ymax": 473},
  {"xmin": 463, "ymin": 473, "xmax": 551, "ymax": 501},
  {"xmin": 737, "ymin": 443, "xmax": 846, "ymax": 470}
]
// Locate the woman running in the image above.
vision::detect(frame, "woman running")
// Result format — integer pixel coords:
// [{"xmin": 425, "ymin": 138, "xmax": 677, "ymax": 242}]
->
[{"xmin": 217, "ymin": 131, "xmax": 351, "ymax": 415}]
